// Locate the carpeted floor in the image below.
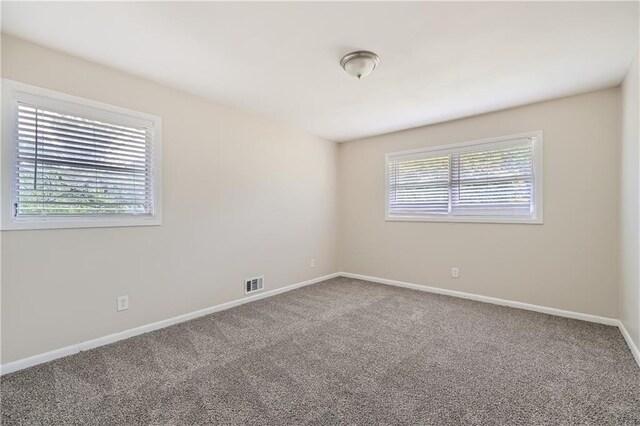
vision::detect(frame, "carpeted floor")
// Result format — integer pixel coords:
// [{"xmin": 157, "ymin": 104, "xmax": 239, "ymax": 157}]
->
[{"xmin": 1, "ymin": 277, "xmax": 639, "ymax": 425}]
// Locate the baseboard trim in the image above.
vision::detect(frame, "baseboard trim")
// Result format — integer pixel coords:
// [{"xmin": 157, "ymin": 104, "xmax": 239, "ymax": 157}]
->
[
  {"xmin": 339, "ymin": 272, "xmax": 618, "ymax": 326},
  {"xmin": 4, "ymin": 271, "xmax": 636, "ymax": 375},
  {"xmin": 339, "ymin": 272, "xmax": 640, "ymax": 367},
  {"xmin": 617, "ymin": 320, "xmax": 640, "ymax": 368},
  {"xmin": 0, "ymin": 272, "xmax": 340, "ymax": 376}
]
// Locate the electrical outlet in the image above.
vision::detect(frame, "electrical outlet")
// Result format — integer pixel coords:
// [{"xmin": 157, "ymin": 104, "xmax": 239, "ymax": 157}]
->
[
  {"xmin": 451, "ymin": 267, "xmax": 459, "ymax": 278},
  {"xmin": 117, "ymin": 295, "xmax": 129, "ymax": 312},
  {"xmin": 310, "ymin": 258, "xmax": 315, "ymax": 268}
]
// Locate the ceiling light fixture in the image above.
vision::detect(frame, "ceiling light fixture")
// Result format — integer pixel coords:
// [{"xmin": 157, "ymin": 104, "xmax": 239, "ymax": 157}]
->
[{"xmin": 340, "ymin": 50, "xmax": 380, "ymax": 79}]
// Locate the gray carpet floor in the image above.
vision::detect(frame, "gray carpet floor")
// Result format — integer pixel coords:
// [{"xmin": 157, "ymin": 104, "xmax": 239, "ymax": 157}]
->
[{"xmin": 1, "ymin": 277, "xmax": 639, "ymax": 425}]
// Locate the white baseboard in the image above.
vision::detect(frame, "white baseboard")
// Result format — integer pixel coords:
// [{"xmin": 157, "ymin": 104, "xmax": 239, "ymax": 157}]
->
[
  {"xmin": 339, "ymin": 272, "xmax": 618, "ymax": 325},
  {"xmin": 340, "ymin": 272, "xmax": 640, "ymax": 368},
  {"xmin": 4, "ymin": 271, "xmax": 637, "ymax": 375},
  {"xmin": 0, "ymin": 272, "xmax": 340, "ymax": 376},
  {"xmin": 617, "ymin": 320, "xmax": 640, "ymax": 368}
]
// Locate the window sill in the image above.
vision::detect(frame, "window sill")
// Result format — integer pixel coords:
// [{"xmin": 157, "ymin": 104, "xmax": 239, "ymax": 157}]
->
[
  {"xmin": 1, "ymin": 216, "xmax": 162, "ymax": 231},
  {"xmin": 385, "ymin": 214, "xmax": 543, "ymax": 224}
]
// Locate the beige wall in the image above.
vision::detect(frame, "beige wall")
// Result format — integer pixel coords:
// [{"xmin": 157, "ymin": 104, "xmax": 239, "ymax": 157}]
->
[
  {"xmin": 0, "ymin": 34, "xmax": 631, "ymax": 366},
  {"xmin": 339, "ymin": 89, "xmax": 621, "ymax": 318},
  {"xmin": 0, "ymin": 35, "xmax": 339, "ymax": 364},
  {"xmin": 620, "ymin": 50, "xmax": 640, "ymax": 349}
]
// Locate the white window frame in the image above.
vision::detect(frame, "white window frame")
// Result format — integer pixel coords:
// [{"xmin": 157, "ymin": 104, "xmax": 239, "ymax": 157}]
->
[
  {"xmin": 1, "ymin": 79, "xmax": 163, "ymax": 230},
  {"xmin": 385, "ymin": 131, "xmax": 543, "ymax": 224}
]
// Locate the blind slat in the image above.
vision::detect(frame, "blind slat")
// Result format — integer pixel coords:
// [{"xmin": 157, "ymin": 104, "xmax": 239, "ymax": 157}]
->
[
  {"xmin": 18, "ymin": 124, "xmax": 148, "ymax": 152},
  {"xmin": 18, "ymin": 144, "xmax": 149, "ymax": 167},
  {"xmin": 17, "ymin": 165, "xmax": 150, "ymax": 182},
  {"xmin": 18, "ymin": 105, "xmax": 148, "ymax": 140},
  {"xmin": 18, "ymin": 135, "xmax": 148, "ymax": 157}
]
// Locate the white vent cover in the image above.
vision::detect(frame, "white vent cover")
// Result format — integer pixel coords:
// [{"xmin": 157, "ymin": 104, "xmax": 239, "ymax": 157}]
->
[{"xmin": 245, "ymin": 276, "xmax": 264, "ymax": 294}]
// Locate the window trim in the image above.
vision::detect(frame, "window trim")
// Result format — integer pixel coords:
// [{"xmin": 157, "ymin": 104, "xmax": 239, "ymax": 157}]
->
[
  {"xmin": 1, "ymin": 79, "xmax": 163, "ymax": 230},
  {"xmin": 385, "ymin": 131, "xmax": 543, "ymax": 224}
]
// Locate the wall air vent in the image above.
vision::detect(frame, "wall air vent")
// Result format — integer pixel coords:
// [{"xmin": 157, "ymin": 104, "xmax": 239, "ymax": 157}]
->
[{"xmin": 245, "ymin": 276, "xmax": 264, "ymax": 294}]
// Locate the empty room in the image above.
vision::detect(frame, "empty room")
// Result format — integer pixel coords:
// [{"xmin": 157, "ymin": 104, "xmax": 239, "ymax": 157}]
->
[{"xmin": 0, "ymin": 1, "xmax": 639, "ymax": 424}]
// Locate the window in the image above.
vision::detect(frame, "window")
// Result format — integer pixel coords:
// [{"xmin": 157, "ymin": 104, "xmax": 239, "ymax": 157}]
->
[
  {"xmin": 386, "ymin": 132, "xmax": 543, "ymax": 223},
  {"xmin": 1, "ymin": 79, "xmax": 162, "ymax": 230}
]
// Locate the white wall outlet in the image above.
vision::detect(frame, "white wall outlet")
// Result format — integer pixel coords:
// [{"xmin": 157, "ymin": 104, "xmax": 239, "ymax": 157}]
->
[
  {"xmin": 310, "ymin": 258, "xmax": 315, "ymax": 268},
  {"xmin": 117, "ymin": 295, "xmax": 129, "ymax": 312},
  {"xmin": 451, "ymin": 267, "xmax": 459, "ymax": 278}
]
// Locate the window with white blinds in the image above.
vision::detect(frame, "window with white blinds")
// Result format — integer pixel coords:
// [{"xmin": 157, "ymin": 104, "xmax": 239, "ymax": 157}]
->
[
  {"xmin": 386, "ymin": 132, "xmax": 542, "ymax": 223},
  {"xmin": 2, "ymin": 80, "xmax": 162, "ymax": 230}
]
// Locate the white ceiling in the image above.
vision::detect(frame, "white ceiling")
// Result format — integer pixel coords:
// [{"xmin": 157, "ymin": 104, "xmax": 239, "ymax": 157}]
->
[{"xmin": 2, "ymin": 2, "xmax": 638, "ymax": 142}]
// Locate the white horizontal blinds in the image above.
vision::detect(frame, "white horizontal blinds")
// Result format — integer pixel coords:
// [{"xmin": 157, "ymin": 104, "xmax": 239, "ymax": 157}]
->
[
  {"xmin": 451, "ymin": 138, "xmax": 534, "ymax": 216},
  {"xmin": 387, "ymin": 136, "xmax": 537, "ymax": 219},
  {"xmin": 14, "ymin": 102, "xmax": 154, "ymax": 217},
  {"xmin": 388, "ymin": 154, "xmax": 450, "ymax": 215}
]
